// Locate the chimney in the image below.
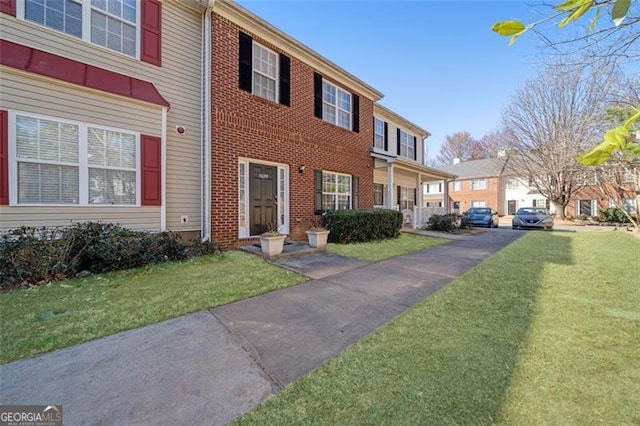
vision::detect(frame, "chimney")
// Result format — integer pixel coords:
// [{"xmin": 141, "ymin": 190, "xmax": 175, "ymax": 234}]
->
[{"xmin": 453, "ymin": 158, "xmax": 460, "ymax": 165}]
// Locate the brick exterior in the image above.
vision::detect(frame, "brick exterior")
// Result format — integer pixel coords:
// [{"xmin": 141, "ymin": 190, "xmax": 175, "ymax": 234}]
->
[
  {"xmin": 448, "ymin": 177, "xmax": 501, "ymax": 212},
  {"xmin": 211, "ymin": 14, "xmax": 375, "ymax": 249},
  {"xmin": 566, "ymin": 181, "xmax": 637, "ymax": 218}
]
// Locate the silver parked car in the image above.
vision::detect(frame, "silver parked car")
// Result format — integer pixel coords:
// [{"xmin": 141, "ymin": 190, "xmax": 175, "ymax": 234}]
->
[{"xmin": 512, "ymin": 207, "xmax": 554, "ymax": 230}]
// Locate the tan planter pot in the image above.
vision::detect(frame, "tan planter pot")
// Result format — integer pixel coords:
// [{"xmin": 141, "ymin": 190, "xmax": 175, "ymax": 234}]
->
[
  {"xmin": 260, "ymin": 234, "xmax": 286, "ymax": 258},
  {"xmin": 306, "ymin": 230, "xmax": 330, "ymax": 249}
]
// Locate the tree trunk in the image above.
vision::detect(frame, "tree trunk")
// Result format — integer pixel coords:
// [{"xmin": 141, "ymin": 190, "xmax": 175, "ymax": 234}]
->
[{"xmin": 551, "ymin": 200, "xmax": 567, "ymax": 220}]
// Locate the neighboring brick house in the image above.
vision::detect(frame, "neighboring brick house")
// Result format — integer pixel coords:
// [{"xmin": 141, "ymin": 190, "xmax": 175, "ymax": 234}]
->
[
  {"xmin": 439, "ymin": 157, "xmax": 509, "ymax": 215},
  {"xmin": 566, "ymin": 167, "xmax": 639, "ymax": 218},
  {"xmin": 210, "ymin": 0, "xmax": 383, "ymax": 248},
  {"xmin": 0, "ymin": 0, "xmax": 209, "ymax": 239}
]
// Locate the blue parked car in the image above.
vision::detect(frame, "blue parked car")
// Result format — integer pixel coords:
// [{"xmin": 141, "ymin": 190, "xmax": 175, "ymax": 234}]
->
[{"xmin": 463, "ymin": 207, "xmax": 499, "ymax": 228}]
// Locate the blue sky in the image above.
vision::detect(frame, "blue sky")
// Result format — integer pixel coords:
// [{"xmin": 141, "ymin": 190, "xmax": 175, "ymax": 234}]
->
[{"xmin": 236, "ymin": 0, "xmax": 545, "ymax": 161}]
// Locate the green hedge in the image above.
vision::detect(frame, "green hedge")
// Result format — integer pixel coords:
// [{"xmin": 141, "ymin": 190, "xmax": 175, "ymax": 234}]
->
[
  {"xmin": 0, "ymin": 222, "xmax": 220, "ymax": 288},
  {"xmin": 322, "ymin": 209, "xmax": 402, "ymax": 244},
  {"xmin": 598, "ymin": 207, "xmax": 631, "ymax": 223}
]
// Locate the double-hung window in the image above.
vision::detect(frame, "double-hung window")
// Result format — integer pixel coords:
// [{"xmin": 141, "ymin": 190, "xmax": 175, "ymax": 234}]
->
[
  {"xmin": 507, "ymin": 178, "xmax": 519, "ymax": 189},
  {"xmin": 452, "ymin": 180, "xmax": 462, "ymax": 192},
  {"xmin": 21, "ymin": 0, "xmax": 140, "ymax": 58},
  {"xmin": 399, "ymin": 129, "xmax": 414, "ymax": 159},
  {"xmin": 374, "ymin": 118, "xmax": 385, "ymax": 149},
  {"xmin": 322, "ymin": 80, "xmax": 351, "ymax": 130},
  {"xmin": 252, "ymin": 42, "xmax": 278, "ymax": 102},
  {"xmin": 399, "ymin": 187, "xmax": 415, "ymax": 211},
  {"xmin": 322, "ymin": 171, "xmax": 351, "ymax": 210},
  {"xmin": 12, "ymin": 112, "xmax": 138, "ymax": 205},
  {"xmin": 471, "ymin": 179, "xmax": 487, "ymax": 190}
]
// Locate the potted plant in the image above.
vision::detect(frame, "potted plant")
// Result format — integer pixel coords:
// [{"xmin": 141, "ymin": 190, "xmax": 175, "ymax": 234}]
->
[
  {"xmin": 260, "ymin": 223, "xmax": 286, "ymax": 258},
  {"xmin": 306, "ymin": 226, "xmax": 330, "ymax": 249}
]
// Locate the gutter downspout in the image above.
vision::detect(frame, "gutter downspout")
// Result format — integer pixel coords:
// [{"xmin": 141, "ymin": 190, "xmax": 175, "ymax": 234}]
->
[
  {"xmin": 161, "ymin": 106, "xmax": 167, "ymax": 231},
  {"xmin": 201, "ymin": 1, "xmax": 213, "ymax": 241}
]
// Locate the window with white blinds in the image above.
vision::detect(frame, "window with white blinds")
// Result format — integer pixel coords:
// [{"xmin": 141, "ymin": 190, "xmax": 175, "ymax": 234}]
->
[{"xmin": 13, "ymin": 113, "xmax": 138, "ymax": 205}]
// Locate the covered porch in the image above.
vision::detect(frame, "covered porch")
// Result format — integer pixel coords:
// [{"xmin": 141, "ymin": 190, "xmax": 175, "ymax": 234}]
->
[{"xmin": 371, "ymin": 150, "xmax": 457, "ymax": 229}]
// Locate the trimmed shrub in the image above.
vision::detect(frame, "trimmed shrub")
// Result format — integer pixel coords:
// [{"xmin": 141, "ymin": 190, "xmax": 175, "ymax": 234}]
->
[
  {"xmin": 598, "ymin": 207, "xmax": 631, "ymax": 223},
  {"xmin": 322, "ymin": 209, "xmax": 402, "ymax": 244},
  {"xmin": 0, "ymin": 222, "xmax": 221, "ymax": 288},
  {"xmin": 427, "ymin": 214, "xmax": 462, "ymax": 232}
]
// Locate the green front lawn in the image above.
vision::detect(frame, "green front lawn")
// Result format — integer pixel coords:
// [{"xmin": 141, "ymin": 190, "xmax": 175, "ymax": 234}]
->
[
  {"xmin": 327, "ymin": 233, "xmax": 448, "ymax": 261},
  {"xmin": 0, "ymin": 233, "xmax": 446, "ymax": 364},
  {"xmin": 0, "ymin": 251, "xmax": 305, "ymax": 364},
  {"xmin": 238, "ymin": 231, "xmax": 639, "ymax": 425}
]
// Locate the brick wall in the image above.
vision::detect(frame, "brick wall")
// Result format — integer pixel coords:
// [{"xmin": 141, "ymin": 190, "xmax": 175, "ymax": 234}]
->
[
  {"xmin": 211, "ymin": 14, "xmax": 375, "ymax": 248},
  {"xmin": 448, "ymin": 177, "xmax": 500, "ymax": 212}
]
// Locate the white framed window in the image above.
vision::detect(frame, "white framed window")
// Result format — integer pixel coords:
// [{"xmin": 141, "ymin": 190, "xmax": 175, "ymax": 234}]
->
[
  {"xmin": 373, "ymin": 183, "xmax": 385, "ymax": 206},
  {"xmin": 576, "ymin": 199, "xmax": 596, "ymax": 217},
  {"xmin": 471, "ymin": 200, "xmax": 487, "ymax": 208},
  {"xmin": 10, "ymin": 111, "xmax": 139, "ymax": 206},
  {"xmin": 471, "ymin": 179, "xmax": 488, "ymax": 190},
  {"xmin": 322, "ymin": 171, "xmax": 351, "ymax": 210},
  {"xmin": 622, "ymin": 198, "xmax": 637, "ymax": 214},
  {"xmin": 622, "ymin": 168, "xmax": 636, "ymax": 183},
  {"xmin": 452, "ymin": 180, "xmax": 462, "ymax": 192},
  {"xmin": 20, "ymin": 0, "xmax": 139, "ymax": 58},
  {"xmin": 426, "ymin": 182, "xmax": 442, "ymax": 194},
  {"xmin": 399, "ymin": 129, "xmax": 414, "ymax": 159},
  {"xmin": 252, "ymin": 41, "xmax": 278, "ymax": 102},
  {"xmin": 400, "ymin": 186, "xmax": 415, "ymax": 211},
  {"xmin": 374, "ymin": 118, "xmax": 385, "ymax": 149},
  {"xmin": 322, "ymin": 80, "xmax": 351, "ymax": 130},
  {"xmin": 507, "ymin": 178, "xmax": 519, "ymax": 190},
  {"xmin": 238, "ymin": 162, "xmax": 246, "ymax": 229}
]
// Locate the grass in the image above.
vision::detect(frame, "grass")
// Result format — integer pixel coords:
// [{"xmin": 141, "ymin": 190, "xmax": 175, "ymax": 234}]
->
[
  {"xmin": 237, "ymin": 231, "xmax": 640, "ymax": 425},
  {"xmin": 0, "ymin": 251, "xmax": 306, "ymax": 364},
  {"xmin": 326, "ymin": 233, "xmax": 448, "ymax": 261}
]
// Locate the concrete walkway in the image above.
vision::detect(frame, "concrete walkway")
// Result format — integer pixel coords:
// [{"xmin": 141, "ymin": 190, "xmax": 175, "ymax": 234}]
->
[{"xmin": 0, "ymin": 229, "xmax": 522, "ymax": 426}]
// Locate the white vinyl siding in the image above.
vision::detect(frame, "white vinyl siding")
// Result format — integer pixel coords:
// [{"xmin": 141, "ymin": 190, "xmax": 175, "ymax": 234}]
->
[
  {"xmin": 322, "ymin": 80, "xmax": 351, "ymax": 130},
  {"xmin": 322, "ymin": 171, "xmax": 351, "ymax": 210},
  {"xmin": 21, "ymin": 0, "xmax": 139, "ymax": 58},
  {"xmin": 252, "ymin": 41, "xmax": 278, "ymax": 102},
  {"xmin": 2, "ymin": 2, "xmax": 205, "ymax": 232},
  {"xmin": 11, "ymin": 111, "xmax": 140, "ymax": 206}
]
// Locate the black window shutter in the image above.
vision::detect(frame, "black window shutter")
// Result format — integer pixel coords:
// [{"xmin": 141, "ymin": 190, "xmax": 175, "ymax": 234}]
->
[
  {"xmin": 352, "ymin": 94, "xmax": 360, "ymax": 133},
  {"xmin": 397, "ymin": 129, "xmax": 401, "ymax": 155},
  {"xmin": 413, "ymin": 188, "xmax": 417, "ymax": 206},
  {"xmin": 314, "ymin": 169, "xmax": 323, "ymax": 214},
  {"xmin": 313, "ymin": 73, "xmax": 323, "ymax": 119},
  {"xmin": 279, "ymin": 54, "xmax": 290, "ymax": 106},
  {"xmin": 352, "ymin": 176, "xmax": 359, "ymax": 209},
  {"xmin": 238, "ymin": 31, "xmax": 252, "ymax": 92},
  {"xmin": 384, "ymin": 122, "xmax": 388, "ymax": 151},
  {"xmin": 413, "ymin": 136, "xmax": 417, "ymax": 161}
]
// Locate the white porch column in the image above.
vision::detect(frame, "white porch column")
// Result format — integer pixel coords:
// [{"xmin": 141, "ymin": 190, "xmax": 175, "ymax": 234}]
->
[
  {"xmin": 386, "ymin": 165, "xmax": 395, "ymax": 209},
  {"xmin": 416, "ymin": 174, "xmax": 422, "ymax": 208},
  {"xmin": 443, "ymin": 179, "xmax": 450, "ymax": 213}
]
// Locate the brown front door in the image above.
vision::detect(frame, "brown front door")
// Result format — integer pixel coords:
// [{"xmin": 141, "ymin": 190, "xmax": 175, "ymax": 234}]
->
[{"xmin": 249, "ymin": 163, "xmax": 278, "ymax": 236}]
